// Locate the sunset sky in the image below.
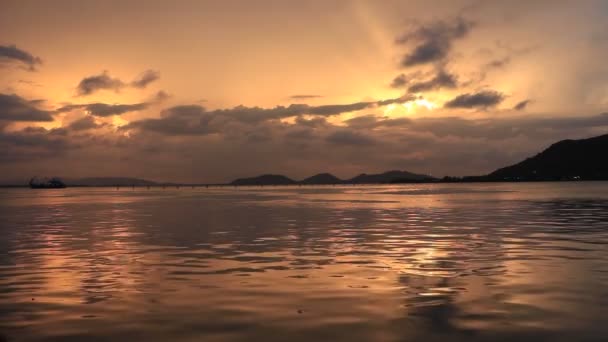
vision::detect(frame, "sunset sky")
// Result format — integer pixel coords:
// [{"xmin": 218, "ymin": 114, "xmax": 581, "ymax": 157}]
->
[{"xmin": 2, "ymin": 0, "xmax": 608, "ymax": 183}]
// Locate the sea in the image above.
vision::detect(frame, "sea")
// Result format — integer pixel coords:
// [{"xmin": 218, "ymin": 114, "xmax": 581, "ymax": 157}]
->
[{"xmin": 1, "ymin": 182, "xmax": 608, "ymax": 341}]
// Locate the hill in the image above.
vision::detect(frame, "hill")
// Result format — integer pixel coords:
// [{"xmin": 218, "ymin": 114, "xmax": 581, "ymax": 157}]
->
[
  {"xmin": 299, "ymin": 173, "xmax": 342, "ymax": 185},
  {"xmin": 487, "ymin": 134, "xmax": 608, "ymax": 181},
  {"xmin": 347, "ymin": 170, "xmax": 435, "ymax": 184},
  {"xmin": 230, "ymin": 174, "xmax": 297, "ymax": 186}
]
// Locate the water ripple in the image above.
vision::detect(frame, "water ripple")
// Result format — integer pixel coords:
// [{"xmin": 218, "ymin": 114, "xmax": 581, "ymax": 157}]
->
[{"xmin": 1, "ymin": 183, "xmax": 608, "ymax": 341}]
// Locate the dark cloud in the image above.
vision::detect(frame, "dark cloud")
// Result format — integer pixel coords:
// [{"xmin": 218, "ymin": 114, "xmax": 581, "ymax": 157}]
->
[
  {"xmin": 407, "ymin": 69, "xmax": 458, "ymax": 93},
  {"xmin": 86, "ymin": 103, "xmax": 148, "ymax": 116},
  {"xmin": 289, "ymin": 95, "xmax": 323, "ymax": 100},
  {"xmin": 345, "ymin": 115, "xmax": 412, "ymax": 129},
  {"xmin": 131, "ymin": 69, "xmax": 160, "ymax": 89},
  {"xmin": 246, "ymin": 128, "xmax": 273, "ymax": 143},
  {"xmin": 0, "ymin": 45, "xmax": 42, "ymax": 71},
  {"xmin": 444, "ymin": 90, "xmax": 504, "ymax": 108},
  {"xmin": 376, "ymin": 94, "xmax": 416, "ymax": 106},
  {"xmin": 160, "ymin": 105, "xmax": 208, "ymax": 118},
  {"xmin": 126, "ymin": 115, "xmax": 213, "ymax": 136},
  {"xmin": 129, "ymin": 96, "xmax": 413, "ymax": 135},
  {"xmin": 57, "ymin": 102, "xmax": 148, "ymax": 117},
  {"xmin": 294, "ymin": 116, "xmax": 327, "ymax": 127},
  {"xmin": 284, "ymin": 127, "xmax": 314, "ymax": 140},
  {"xmin": 76, "ymin": 69, "xmax": 161, "ymax": 95},
  {"xmin": 0, "ymin": 93, "xmax": 54, "ymax": 122},
  {"xmin": 154, "ymin": 90, "xmax": 171, "ymax": 102},
  {"xmin": 4, "ymin": 109, "xmax": 608, "ymax": 182},
  {"xmin": 0, "ymin": 128, "xmax": 70, "ymax": 162},
  {"xmin": 307, "ymin": 102, "xmax": 374, "ymax": 116},
  {"xmin": 390, "ymin": 74, "xmax": 409, "ymax": 88},
  {"xmin": 344, "ymin": 115, "xmax": 381, "ymax": 129},
  {"xmin": 513, "ymin": 99, "xmax": 531, "ymax": 111},
  {"xmin": 325, "ymin": 130, "xmax": 375, "ymax": 146},
  {"xmin": 68, "ymin": 116, "xmax": 102, "ymax": 131},
  {"xmin": 395, "ymin": 113, "xmax": 608, "ymax": 141},
  {"xmin": 76, "ymin": 71, "xmax": 125, "ymax": 96},
  {"xmin": 397, "ymin": 17, "xmax": 473, "ymax": 67}
]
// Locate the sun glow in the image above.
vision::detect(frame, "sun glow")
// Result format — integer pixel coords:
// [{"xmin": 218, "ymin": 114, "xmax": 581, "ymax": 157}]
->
[
  {"xmin": 112, "ymin": 116, "xmax": 129, "ymax": 128},
  {"xmin": 383, "ymin": 98, "xmax": 437, "ymax": 117},
  {"xmin": 404, "ymin": 98, "xmax": 436, "ymax": 112}
]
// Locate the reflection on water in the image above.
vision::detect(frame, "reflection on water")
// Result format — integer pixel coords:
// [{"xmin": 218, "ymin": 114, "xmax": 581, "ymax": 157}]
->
[{"xmin": 1, "ymin": 183, "xmax": 608, "ymax": 341}]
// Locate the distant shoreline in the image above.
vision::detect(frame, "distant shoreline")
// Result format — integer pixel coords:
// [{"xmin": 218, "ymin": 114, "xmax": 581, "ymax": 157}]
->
[{"xmin": 3, "ymin": 179, "xmax": 608, "ymax": 189}]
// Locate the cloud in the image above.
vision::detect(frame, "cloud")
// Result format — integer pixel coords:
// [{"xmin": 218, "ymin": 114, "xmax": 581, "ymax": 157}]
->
[
  {"xmin": 344, "ymin": 115, "xmax": 381, "ymax": 129},
  {"xmin": 345, "ymin": 114, "xmax": 412, "ymax": 129},
  {"xmin": 0, "ymin": 45, "xmax": 42, "ymax": 71},
  {"xmin": 160, "ymin": 105, "xmax": 206, "ymax": 118},
  {"xmin": 76, "ymin": 69, "xmax": 161, "ymax": 95},
  {"xmin": 407, "ymin": 69, "xmax": 458, "ymax": 93},
  {"xmin": 0, "ymin": 128, "xmax": 71, "ymax": 162},
  {"xmin": 306, "ymin": 102, "xmax": 376, "ymax": 116},
  {"xmin": 444, "ymin": 90, "xmax": 504, "ymax": 108},
  {"xmin": 68, "ymin": 116, "xmax": 102, "ymax": 131},
  {"xmin": 57, "ymin": 102, "xmax": 148, "ymax": 117},
  {"xmin": 513, "ymin": 99, "xmax": 531, "ymax": 111},
  {"xmin": 4, "ymin": 107, "xmax": 608, "ymax": 182},
  {"xmin": 295, "ymin": 116, "xmax": 327, "ymax": 127},
  {"xmin": 398, "ymin": 113, "xmax": 608, "ymax": 140},
  {"xmin": 289, "ymin": 94, "xmax": 323, "ymax": 100},
  {"xmin": 486, "ymin": 57, "xmax": 511, "ymax": 69},
  {"xmin": 0, "ymin": 93, "xmax": 54, "ymax": 122},
  {"xmin": 390, "ymin": 74, "xmax": 409, "ymax": 88},
  {"xmin": 325, "ymin": 130, "xmax": 375, "ymax": 146},
  {"xmin": 131, "ymin": 69, "xmax": 160, "ymax": 89},
  {"xmin": 76, "ymin": 71, "xmax": 125, "ymax": 96},
  {"xmin": 397, "ymin": 17, "xmax": 473, "ymax": 67},
  {"xmin": 127, "ymin": 96, "xmax": 413, "ymax": 135},
  {"xmin": 284, "ymin": 127, "xmax": 314, "ymax": 140},
  {"xmin": 126, "ymin": 115, "xmax": 213, "ymax": 136},
  {"xmin": 154, "ymin": 90, "xmax": 171, "ymax": 102},
  {"xmin": 376, "ymin": 94, "xmax": 416, "ymax": 106}
]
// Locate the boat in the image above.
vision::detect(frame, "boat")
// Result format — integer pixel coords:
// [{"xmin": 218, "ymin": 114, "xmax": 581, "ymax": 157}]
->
[{"xmin": 29, "ymin": 177, "xmax": 67, "ymax": 189}]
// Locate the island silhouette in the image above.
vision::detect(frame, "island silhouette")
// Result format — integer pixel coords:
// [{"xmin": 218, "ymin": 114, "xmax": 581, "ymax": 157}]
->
[
  {"xmin": 230, "ymin": 133, "xmax": 608, "ymax": 185},
  {"xmin": 19, "ymin": 133, "xmax": 608, "ymax": 188}
]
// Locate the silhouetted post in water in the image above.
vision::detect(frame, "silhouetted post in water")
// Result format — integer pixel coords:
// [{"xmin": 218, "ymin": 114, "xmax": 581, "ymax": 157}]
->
[
  {"xmin": 116, "ymin": 185, "xmax": 119, "ymax": 190},
  {"xmin": 147, "ymin": 185, "xmax": 150, "ymax": 190}
]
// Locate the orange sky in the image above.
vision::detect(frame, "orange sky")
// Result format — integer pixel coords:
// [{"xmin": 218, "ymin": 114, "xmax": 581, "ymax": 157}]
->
[{"xmin": 2, "ymin": 0, "xmax": 608, "ymax": 182}]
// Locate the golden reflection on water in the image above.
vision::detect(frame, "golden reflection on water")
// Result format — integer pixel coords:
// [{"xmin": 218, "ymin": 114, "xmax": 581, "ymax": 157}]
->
[{"xmin": 1, "ymin": 183, "xmax": 608, "ymax": 341}]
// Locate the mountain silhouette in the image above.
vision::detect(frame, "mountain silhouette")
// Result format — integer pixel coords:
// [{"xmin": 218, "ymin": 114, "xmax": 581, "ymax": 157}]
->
[
  {"xmin": 299, "ymin": 173, "xmax": 342, "ymax": 185},
  {"xmin": 347, "ymin": 170, "xmax": 435, "ymax": 184},
  {"xmin": 230, "ymin": 174, "xmax": 297, "ymax": 186},
  {"xmin": 487, "ymin": 133, "xmax": 608, "ymax": 181}
]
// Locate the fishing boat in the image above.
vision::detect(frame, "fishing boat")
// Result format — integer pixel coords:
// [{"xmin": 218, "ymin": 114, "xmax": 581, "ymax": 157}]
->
[{"xmin": 29, "ymin": 177, "xmax": 67, "ymax": 189}]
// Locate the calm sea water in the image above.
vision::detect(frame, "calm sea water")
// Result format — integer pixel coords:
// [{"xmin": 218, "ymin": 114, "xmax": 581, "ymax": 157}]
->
[{"xmin": 1, "ymin": 183, "xmax": 608, "ymax": 341}]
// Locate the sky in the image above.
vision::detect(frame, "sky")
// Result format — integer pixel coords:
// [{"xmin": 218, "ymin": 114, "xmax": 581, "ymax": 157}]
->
[{"xmin": 2, "ymin": 0, "xmax": 608, "ymax": 183}]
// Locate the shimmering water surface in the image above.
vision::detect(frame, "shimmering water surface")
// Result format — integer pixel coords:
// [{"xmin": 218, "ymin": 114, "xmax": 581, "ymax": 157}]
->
[{"xmin": 1, "ymin": 183, "xmax": 608, "ymax": 341}]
